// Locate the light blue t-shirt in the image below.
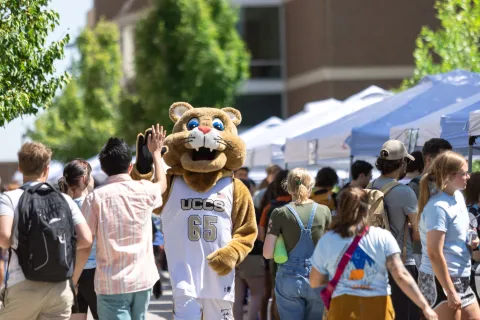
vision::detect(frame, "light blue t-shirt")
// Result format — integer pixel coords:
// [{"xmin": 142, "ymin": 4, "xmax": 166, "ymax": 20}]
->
[
  {"xmin": 311, "ymin": 227, "xmax": 400, "ymax": 298},
  {"xmin": 419, "ymin": 191, "xmax": 471, "ymax": 278},
  {"xmin": 74, "ymin": 197, "xmax": 97, "ymax": 269}
]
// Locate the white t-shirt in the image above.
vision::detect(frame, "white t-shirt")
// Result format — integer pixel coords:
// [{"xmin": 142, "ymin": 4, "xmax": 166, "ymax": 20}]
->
[
  {"xmin": 0, "ymin": 182, "xmax": 86, "ymax": 288},
  {"xmin": 311, "ymin": 227, "xmax": 400, "ymax": 298}
]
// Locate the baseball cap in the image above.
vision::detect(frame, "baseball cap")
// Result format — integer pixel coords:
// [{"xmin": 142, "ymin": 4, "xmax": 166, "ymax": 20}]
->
[{"xmin": 379, "ymin": 140, "xmax": 415, "ymax": 161}]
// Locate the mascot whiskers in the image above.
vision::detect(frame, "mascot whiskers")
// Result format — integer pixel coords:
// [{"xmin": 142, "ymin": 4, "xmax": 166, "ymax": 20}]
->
[{"xmin": 131, "ymin": 102, "xmax": 257, "ymax": 319}]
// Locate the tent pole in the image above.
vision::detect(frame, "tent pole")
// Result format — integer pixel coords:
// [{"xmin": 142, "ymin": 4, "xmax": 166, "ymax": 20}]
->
[
  {"xmin": 469, "ymin": 136, "xmax": 477, "ymax": 172},
  {"xmin": 349, "ymin": 155, "xmax": 354, "ymax": 181}
]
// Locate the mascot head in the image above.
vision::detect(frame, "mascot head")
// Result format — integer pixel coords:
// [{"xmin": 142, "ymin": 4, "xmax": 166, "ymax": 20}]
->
[{"xmin": 163, "ymin": 102, "xmax": 246, "ymax": 174}]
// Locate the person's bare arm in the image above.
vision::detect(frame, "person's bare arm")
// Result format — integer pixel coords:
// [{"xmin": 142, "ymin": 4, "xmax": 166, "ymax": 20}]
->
[
  {"xmin": 0, "ymin": 216, "xmax": 12, "ymax": 249},
  {"xmin": 72, "ymin": 223, "xmax": 93, "ymax": 285},
  {"xmin": 147, "ymin": 124, "xmax": 167, "ymax": 194},
  {"xmin": 310, "ymin": 267, "xmax": 329, "ymax": 288},
  {"xmin": 263, "ymin": 234, "xmax": 277, "ymax": 259},
  {"xmin": 473, "ymin": 250, "xmax": 480, "ymax": 262},
  {"xmin": 387, "ymin": 253, "xmax": 437, "ymax": 318},
  {"xmin": 407, "ymin": 213, "xmax": 420, "ymax": 241}
]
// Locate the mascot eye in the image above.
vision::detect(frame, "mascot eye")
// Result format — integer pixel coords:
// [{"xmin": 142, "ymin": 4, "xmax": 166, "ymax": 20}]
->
[
  {"xmin": 187, "ymin": 118, "xmax": 200, "ymax": 131},
  {"xmin": 212, "ymin": 118, "xmax": 224, "ymax": 131}
]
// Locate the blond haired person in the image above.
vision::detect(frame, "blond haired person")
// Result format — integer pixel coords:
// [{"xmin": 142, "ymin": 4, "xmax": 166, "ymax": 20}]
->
[
  {"xmin": 418, "ymin": 151, "xmax": 480, "ymax": 320},
  {"xmin": 263, "ymin": 168, "xmax": 331, "ymax": 319}
]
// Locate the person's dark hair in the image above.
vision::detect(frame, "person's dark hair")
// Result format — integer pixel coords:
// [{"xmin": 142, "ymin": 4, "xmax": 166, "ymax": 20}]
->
[
  {"xmin": 406, "ymin": 151, "xmax": 424, "ymax": 174},
  {"xmin": 238, "ymin": 167, "xmax": 249, "ymax": 174},
  {"xmin": 272, "ymin": 169, "xmax": 289, "ymax": 197},
  {"xmin": 351, "ymin": 161, "xmax": 373, "ymax": 180},
  {"xmin": 259, "ymin": 182, "xmax": 275, "ymax": 214},
  {"xmin": 331, "ymin": 187, "xmax": 369, "ymax": 238},
  {"xmin": 315, "ymin": 167, "xmax": 338, "ymax": 188},
  {"xmin": 375, "ymin": 158, "xmax": 404, "ymax": 175},
  {"xmin": 422, "ymin": 138, "xmax": 452, "ymax": 159},
  {"xmin": 99, "ymin": 138, "xmax": 132, "ymax": 176},
  {"xmin": 465, "ymin": 172, "xmax": 480, "ymax": 206},
  {"xmin": 58, "ymin": 159, "xmax": 92, "ymax": 194},
  {"xmin": 240, "ymin": 178, "xmax": 253, "ymax": 191}
]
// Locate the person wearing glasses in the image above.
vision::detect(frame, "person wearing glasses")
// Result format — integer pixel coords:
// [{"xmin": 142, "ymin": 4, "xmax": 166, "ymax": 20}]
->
[
  {"xmin": 417, "ymin": 151, "xmax": 480, "ymax": 319},
  {"xmin": 368, "ymin": 140, "xmax": 421, "ymax": 319}
]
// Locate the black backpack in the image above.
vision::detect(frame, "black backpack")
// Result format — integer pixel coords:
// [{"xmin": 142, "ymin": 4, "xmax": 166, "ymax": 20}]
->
[{"xmin": 14, "ymin": 182, "xmax": 76, "ymax": 282}]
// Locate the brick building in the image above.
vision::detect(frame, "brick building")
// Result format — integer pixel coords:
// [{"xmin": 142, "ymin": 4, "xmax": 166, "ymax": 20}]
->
[{"xmin": 89, "ymin": 0, "xmax": 438, "ymax": 128}]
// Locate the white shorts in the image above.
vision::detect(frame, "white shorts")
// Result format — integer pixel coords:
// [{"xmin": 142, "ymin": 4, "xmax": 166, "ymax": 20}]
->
[{"xmin": 173, "ymin": 296, "xmax": 233, "ymax": 320}]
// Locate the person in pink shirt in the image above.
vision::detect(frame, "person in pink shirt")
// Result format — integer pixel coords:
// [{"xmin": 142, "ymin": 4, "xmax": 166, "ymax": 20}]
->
[{"xmin": 81, "ymin": 124, "xmax": 167, "ymax": 320}]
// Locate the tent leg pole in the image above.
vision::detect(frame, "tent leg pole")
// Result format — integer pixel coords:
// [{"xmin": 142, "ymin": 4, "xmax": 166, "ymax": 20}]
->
[
  {"xmin": 349, "ymin": 155, "xmax": 354, "ymax": 181},
  {"xmin": 469, "ymin": 136, "xmax": 477, "ymax": 172}
]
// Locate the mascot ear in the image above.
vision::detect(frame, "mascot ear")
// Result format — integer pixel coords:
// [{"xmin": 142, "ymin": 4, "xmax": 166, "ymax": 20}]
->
[
  {"xmin": 169, "ymin": 102, "xmax": 194, "ymax": 123},
  {"xmin": 222, "ymin": 107, "xmax": 242, "ymax": 126}
]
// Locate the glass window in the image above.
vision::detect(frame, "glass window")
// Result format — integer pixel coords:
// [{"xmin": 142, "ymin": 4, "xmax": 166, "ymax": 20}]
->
[
  {"xmin": 238, "ymin": 6, "xmax": 282, "ymax": 79},
  {"xmin": 234, "ymin": 94, "xmax": 283, "ymax": 127}
]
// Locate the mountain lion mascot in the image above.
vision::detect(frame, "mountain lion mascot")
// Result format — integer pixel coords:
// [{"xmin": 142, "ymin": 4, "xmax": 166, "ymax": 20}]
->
[{"xmin": 131, "ymin": 102, "xmax": 257, "ymax": 320}]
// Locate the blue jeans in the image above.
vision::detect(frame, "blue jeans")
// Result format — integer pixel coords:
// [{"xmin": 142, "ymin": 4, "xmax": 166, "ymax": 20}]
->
[
  {"xmin": 97, "ymin": 289, "xmax": 152, "ymax": 320},
  {"xmin": 275, "ymin": 273, "xmax": 324, "ymax": 320}
]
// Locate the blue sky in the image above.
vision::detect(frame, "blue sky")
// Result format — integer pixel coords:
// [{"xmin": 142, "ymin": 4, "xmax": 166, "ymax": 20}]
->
[{"xmin": 0, "ymin": 0, "xmax": 93, "ymax": 162}]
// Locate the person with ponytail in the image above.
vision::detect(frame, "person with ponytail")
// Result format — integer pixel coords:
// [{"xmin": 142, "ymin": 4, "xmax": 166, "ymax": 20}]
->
[
  {"xmin": 417, "ymin": 151, "xmax": 480, "ymax": 320},
  {"xmin": 263, "ymin": 168, "xmax": 331, "ymax": 319},
  {"xmin": 310, "ymin": 187, "xmax": 437, "ymax": 320},
  {"xmin": 58, "ymin": 159, "xmax": 98, "ymax": 320}
]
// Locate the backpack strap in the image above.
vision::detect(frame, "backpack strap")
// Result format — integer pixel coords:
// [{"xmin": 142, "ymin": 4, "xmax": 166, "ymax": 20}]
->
[
  {"xmin": 379, "ymin": 181, "xmax": 401, "ymax": 195},
  {"xmin": 285, "ymin": 204, "xmax": 306, "ymax": 231},
  {"xmin": 379, "ymin": 181, "xmax": 410, "ymax": 263}
]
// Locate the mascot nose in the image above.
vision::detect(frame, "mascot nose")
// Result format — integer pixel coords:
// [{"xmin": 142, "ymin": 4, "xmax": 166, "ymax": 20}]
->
[{"xmin": 198, "ymin": 126, "xmax": 211, "ymax": 134}]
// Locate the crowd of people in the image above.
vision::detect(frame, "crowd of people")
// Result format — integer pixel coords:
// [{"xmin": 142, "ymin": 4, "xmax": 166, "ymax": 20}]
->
[
  {"xmin": 0, "ymin": 125, "xmax": 479, "ymax": 320},
  {"xmin": 234, "ymin": 138, "xmax": 480, "ymax": 320}
]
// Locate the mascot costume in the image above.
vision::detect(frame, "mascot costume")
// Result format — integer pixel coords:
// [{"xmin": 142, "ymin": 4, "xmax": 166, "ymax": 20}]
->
[{"xmin": 131, "ymin": 102, "xmax": 257, "ymax": 319}]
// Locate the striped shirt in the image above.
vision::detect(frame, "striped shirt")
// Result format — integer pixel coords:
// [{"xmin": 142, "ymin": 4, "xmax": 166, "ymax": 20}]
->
[{"xmin": 82, "ymin": 174, "xmax": 162, "ymax": 295}]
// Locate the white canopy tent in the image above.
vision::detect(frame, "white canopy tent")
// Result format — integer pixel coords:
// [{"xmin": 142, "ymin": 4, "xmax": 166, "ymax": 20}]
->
[
  {"xmin": 469, "ymin": 110, "xmax": 480, "ymax": 136},
  {"xmin": 389, "ymin": 91, "xmax": 480, "ymax": 149},
  {"xmin": 284, "ymin": 87, "xmax": 392, "ymax": 166},
  {"xmin": 246, "ymin": 98, "xmax": 342, "ymax": 167}
]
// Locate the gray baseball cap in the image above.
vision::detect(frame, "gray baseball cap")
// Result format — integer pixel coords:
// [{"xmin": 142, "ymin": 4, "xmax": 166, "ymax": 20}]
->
[{"xmin": 379, "ymin": 140, "xmax": 415, "ymax": 161}]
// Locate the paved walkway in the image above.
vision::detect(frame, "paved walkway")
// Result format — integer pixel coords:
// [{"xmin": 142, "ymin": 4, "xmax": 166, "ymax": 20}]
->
[{"xmin": 87, "ymin": 271, "xmax": 173, "ymax": 320}]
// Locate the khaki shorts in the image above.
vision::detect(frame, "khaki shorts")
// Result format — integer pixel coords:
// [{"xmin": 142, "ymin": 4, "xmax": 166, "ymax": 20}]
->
[
  {"xmin": 0, "ymin": 279, "xmax": 73, "ymax": 320},
  {"xmin": 236, "ymin": 255, "xmax": 265, "ymax": 279}
]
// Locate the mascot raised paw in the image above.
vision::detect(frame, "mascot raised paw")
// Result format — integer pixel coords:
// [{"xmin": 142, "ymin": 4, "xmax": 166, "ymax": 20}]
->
[{"xmin": 131, "ymin": 102, "xmax": 257, "ymax": 320}]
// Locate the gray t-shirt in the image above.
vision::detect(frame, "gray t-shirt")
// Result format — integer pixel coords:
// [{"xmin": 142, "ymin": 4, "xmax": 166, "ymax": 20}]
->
[
  {"xmin": 372, "ymin": 177, "xmax": 418, "ymax": 266},
  {"xmin": 0, "ymin": 182, "xmax": 86, "ymax": 288}
]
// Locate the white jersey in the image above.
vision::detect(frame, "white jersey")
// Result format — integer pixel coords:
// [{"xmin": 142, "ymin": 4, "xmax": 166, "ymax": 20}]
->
[{"xmin": 162, "ymin": 176, "xmax": 235, "ymax": 302}]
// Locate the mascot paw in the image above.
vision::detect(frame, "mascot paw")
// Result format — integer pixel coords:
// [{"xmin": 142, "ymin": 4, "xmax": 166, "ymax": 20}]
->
[
  {"xmin": 136, "ymin": 129, "xmax": 154, "ymax": 174},
  {"xmin": 206, "ymin": 246, "xmax": 238, "ymax": 276}
]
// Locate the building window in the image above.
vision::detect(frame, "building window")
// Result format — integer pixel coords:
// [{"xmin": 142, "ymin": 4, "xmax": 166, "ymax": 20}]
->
[
  {"xmin": 238, "ymin": 6, "xmax": 282, "ymax": 79},
  {"xmin": 234, "ymin": 93, "xmax": 283, "ymax": 128}
]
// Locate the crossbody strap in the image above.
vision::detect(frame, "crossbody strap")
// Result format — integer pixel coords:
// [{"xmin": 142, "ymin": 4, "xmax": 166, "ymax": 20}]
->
[{"xmin": 327, "ymin": 226, "xmax": 369, "ymax": 291}]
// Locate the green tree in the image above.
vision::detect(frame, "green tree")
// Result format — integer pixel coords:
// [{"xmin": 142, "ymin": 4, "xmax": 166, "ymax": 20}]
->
[
  {"xmin": 401, "ymin": 0, "xmax": 480, "ymax": 89},
  {"xmin": 121, "ymin": 0, "xmax": 250, "ymax": 142},
  {"xmin": 30, "ymin": 20, "xmax": 122, "ymax": 162},
  {"xmin": 0, "ymin": 0, "xmax": 70, "ymax": 126}
]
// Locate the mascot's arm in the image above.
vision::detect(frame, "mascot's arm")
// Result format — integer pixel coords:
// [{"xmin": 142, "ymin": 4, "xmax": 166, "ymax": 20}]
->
[{"xmin": 207, "ymin": 178, "xmax": 257, "ymax": 276}]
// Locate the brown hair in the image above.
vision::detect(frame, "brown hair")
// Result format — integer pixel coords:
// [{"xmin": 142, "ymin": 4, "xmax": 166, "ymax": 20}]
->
[
  {"xmin": 330, "ymin": 187, "xmax": 369, "ymax": 238},
  {"xmin": 58, "ymin": 159, "xmax": 92, "ymax": 194},
  {"xmin": 17, "ymin": 142, "xmax": 52, "ymax": 176},
  {"xmin": 418, "ymin": 151, "xmax": 467, "ymax": 220},
  {"xmin": 257, "ymin": 164, "xmax": 282, "ymax": 190},
  {"xmin": 284, "ymin": 168, "xmax": 314, "ymax": 205},
  {"xmin": 464, "ymin": 172, "xmax": 480, "ymax": 206}
]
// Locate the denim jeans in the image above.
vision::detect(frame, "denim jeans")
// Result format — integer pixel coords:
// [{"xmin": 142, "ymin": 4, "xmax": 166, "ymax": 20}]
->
[
  {"xmin": 275, "ymin": 273, "xmax": 324, "ymax": 320},
  {"xmin": 97, "ymin": 289, "xmax": 152, "ymax": 320}
]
